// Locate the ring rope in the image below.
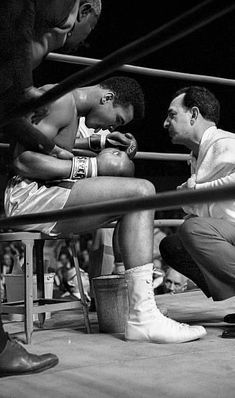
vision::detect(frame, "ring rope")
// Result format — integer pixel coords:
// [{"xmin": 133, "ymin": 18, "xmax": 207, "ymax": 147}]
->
[
  {"xmin": 134, "ymin": 152, "xmax": 190, "ymax": 161},
  {"xmin": 47, "ymin": 53, "xmax": 235, "ymax": 87},
  {"xmin": 103, "ymin": 220, "xmax": 184, "ymax": 229},
  {"xmin": 0, "ymin": 1, "xmax": 234, "ymax": 127},
  {"xmin": 1, "ymin": 184, "xmax": 235, "ymax": 229},
  {"xmin": 0, "ymin": 142, "xmax": 191, "ymax": 161}
]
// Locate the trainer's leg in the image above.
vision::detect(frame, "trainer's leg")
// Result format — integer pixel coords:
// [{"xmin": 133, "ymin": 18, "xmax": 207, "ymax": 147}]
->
[
  {"xmin": 179, "ymin": 217, "xmax": 235, "ymax": 301},
  {"xmin": 159, "ymin": 233, "xmax": 211, "ymax": 297}
]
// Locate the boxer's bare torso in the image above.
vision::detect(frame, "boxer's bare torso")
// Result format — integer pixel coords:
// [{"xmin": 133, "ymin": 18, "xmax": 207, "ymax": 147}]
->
[{"xmin": 15, "ymin": 85, "xmax": 79, "ymax": 158}]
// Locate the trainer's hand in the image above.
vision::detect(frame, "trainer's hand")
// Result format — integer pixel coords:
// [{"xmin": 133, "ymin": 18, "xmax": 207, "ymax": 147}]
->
[
  {"xmin": 50, "ymin": 145, "xmax": 74, "ymax": 160},
  {"xmin": 177, "ymin": 174, "xmax": 196, "ymax": 190},
  {"xmin": 97, "ymin": 148, "xmax": 135, "ymax": 177}
]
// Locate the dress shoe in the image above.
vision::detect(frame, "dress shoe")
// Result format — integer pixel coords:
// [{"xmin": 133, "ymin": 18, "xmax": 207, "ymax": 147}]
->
[
  {"xmin": 221, "ymin": 328, "xmax": 235, "ymax": 338},
  {"xmin": 0, "ymin": 336, "xmax": 58, "ymax": 377},
  {"xmin": 223, "ymin": 313, "xmax": 235, "ymax": 323}
]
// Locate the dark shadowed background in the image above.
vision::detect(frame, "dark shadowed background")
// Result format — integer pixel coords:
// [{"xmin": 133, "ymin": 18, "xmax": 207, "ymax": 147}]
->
[{"xmin": 1, "ymin": 0, "xmax": 235, "ymax": 215}]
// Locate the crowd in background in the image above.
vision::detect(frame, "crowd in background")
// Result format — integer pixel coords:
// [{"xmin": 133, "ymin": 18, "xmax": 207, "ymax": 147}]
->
[{"xmin": 0, "ymin": 222, "xmax": 198, "ymax": 305}]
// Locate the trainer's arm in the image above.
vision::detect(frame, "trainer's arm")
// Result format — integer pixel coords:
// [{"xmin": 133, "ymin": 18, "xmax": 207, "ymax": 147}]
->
[
  {"xmin": 0, "ymin": 2, "xmax": 73, "ymax": 159},
  {"xmin": 0, "ymin": 0, "xmax": 34, "ymax": 94},
  {"xmin": 195, "ymin": 172, "xmax": 235, "ymax": 189}
]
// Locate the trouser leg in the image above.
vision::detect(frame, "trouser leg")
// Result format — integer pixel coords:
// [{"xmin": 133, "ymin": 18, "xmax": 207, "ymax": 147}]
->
[
  {"xmin": 159, "ymin": 232, "xmax": 211, "ymax": 297},
  {"xmin": 179, "ymin": 217, "xmax": 235, "ymax": 301}
]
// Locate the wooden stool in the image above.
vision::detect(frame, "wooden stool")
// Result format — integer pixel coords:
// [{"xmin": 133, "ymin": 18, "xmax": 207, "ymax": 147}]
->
[{"xmin": 0, "ymin": 231, "xmax": 91, "ymax": 344}]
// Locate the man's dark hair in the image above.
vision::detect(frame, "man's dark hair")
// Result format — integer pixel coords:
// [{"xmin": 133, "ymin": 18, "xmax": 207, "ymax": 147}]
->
[
  {"xmin": 79, "ymin": 0, "xmax": 102, "ymax": 16},
  {"xmin": 100, "ymin": 76, "xmax": 145, "ymax": 121},
  {"xmin": 173, "ymin": 86, "xmax": 220, "ymax": 125}
]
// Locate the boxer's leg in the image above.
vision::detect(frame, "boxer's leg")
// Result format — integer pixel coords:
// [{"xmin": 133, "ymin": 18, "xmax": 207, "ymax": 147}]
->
[
  {"xmin": 53, "ymin": 176, "xmax": 155, "ymax": 268},
  {"xmin": 53, "ymin": 177, "xmax": 206, "ymax": 343}
]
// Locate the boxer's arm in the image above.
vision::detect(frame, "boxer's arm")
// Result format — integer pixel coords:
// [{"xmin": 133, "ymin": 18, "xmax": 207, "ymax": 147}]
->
[
  {"xmin": 74, "ymin": 132, "xmax": 138, "ymax": 159},
  {"xmin": 73, "ymin": 134, "xmax": 128, "ymax": 151},
  {"xmin": 74, "ymin": 137, "xmax": 94, "ymax": 150},
  {"xmin": 14, "ymin": 151, "xmax": 72, "ymax": 180},
  {"xmin": 14, "ymin": 148, "xmax": 135, "ymax": 180},
  {"xmin": 14, "ymin": 150, "xmax": 97, "ymax": 180}
]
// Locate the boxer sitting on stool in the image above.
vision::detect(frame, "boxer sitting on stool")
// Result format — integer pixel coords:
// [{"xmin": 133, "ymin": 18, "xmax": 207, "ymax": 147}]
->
[{"xmin": 5, "ymin": 76, "xmax": 206, "ymax": 344}]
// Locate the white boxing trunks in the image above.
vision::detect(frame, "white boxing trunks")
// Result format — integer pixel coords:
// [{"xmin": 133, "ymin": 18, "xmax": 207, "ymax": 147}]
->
[{"xmin": 4, "ymin": 176, "xmax": 73, "ymax": 235}]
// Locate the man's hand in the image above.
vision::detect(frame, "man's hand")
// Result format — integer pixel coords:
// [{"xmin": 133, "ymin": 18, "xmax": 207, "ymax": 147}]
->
[
  {"xmin": 177, "ymin": 174, "xmax": 196, "ymax": 190},
  {"xmin": 50, "ymin": 145, "xmax": 74, "ymax": 160}
]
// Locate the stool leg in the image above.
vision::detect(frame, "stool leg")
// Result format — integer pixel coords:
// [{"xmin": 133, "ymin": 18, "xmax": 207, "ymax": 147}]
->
[
  {"xmin": 35, "ymin": 240, "xmax": 45, "ymax": 327},
  {"xmin": 70, "ymin": 240, "xmax": 91, "ymax": 333},
  {"xmin": 22, "ymin": 239, "xmax": 34, "ymax": 344}
]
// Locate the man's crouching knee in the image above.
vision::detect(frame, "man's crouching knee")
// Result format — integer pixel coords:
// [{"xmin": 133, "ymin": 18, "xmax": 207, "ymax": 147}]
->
[{"xmin": 179, "ymin": 217, "xmax": 204, "ymax": 247}]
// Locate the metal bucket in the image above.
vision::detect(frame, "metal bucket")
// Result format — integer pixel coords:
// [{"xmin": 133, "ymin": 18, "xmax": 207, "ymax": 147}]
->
[{"xmin": 92, "ymin": 275, "xmax": 129, "ymax": 333}]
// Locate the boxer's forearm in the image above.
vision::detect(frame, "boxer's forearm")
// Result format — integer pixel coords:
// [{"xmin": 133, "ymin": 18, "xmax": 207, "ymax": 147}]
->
[
  {"xmin": 74, "ymin": 137, "xmax": 90, "ymax": 149},
  {"xmin": 14, "ymin": 151, "xmax": 71, "ymax": 180}
]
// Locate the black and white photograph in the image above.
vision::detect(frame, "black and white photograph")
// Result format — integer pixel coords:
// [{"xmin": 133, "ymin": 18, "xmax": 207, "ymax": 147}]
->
[{"xmin": 0, "ymin": 1, "xmax": 235, "ymax": 397}]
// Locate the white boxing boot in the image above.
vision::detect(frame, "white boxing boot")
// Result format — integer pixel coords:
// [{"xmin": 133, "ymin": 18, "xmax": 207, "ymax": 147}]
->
[{"xmin": 125, "ymin": 263, "xmax": 207, "ymax": 343}]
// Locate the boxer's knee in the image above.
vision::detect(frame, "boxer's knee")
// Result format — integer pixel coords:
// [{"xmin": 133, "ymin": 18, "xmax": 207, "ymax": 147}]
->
[{"xmin": 134, "ymin": 178, "xmax": 156, "ymax": 198}]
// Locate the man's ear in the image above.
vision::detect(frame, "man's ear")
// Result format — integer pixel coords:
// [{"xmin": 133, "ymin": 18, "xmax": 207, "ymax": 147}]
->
[
  {"xmin": 78, "ymin": 3, "xmax": 92, "ymax": 21},
  {"xmin": 100, "ymin": 92, "xmax": 114, "ymax": 104},
  {"xmin": 182, "ymin": 282, "xmax": 188, "ymax": 292},
  {"xmin": 190, "ymin": 106, "xmax": 199, "ymax": 124}
]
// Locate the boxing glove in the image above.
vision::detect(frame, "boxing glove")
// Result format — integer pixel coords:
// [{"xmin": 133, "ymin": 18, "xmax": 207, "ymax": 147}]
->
[
  {"xmin": 97, "ymin": 148, "xmax": 135, "ymax": 177},
  {"xmin": 124, "ymin": 132, "xmax": 138, "ymax": 159},
  {"xmin": 70, "ymin": 156, "xmax": 97, "ymax": 179},
  {"xmin": 88, "ymin": 132, "xmax": 138, "ymax": 159},
  {"xmin": 69, "ymin": 149, "xmax": 134, "ymax": 180}
]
